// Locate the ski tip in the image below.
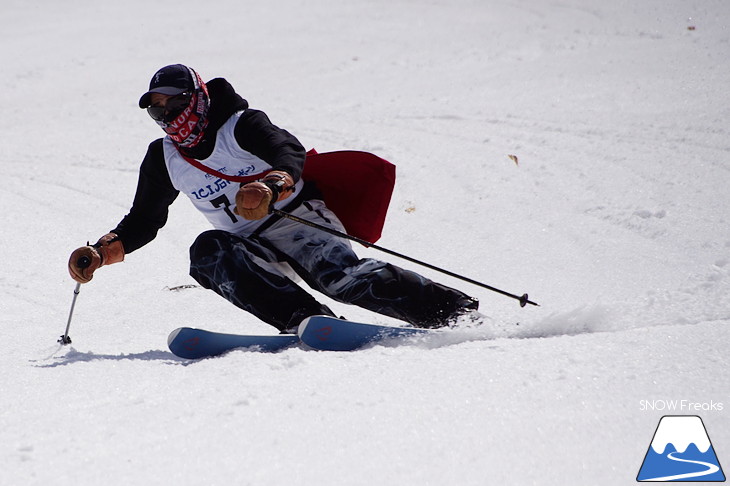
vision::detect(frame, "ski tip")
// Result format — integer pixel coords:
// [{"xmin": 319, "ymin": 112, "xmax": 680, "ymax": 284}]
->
[
  {"xmin": 297, "ymin": 315, "xmax": 337, "ymax": 338},
  {"xmin": 167, "ymin": 328, "xmax": 185, "ymax": 346},
  {"xmin": 297, "ymin": 317, "xmax": 311, "ymax": 338}
]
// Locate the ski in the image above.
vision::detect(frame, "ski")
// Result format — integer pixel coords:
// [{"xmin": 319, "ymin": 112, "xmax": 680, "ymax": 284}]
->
[
  {"xmin": 168, "ymin": 327, "xmax": 298, "ymax": 359},
  {"xmin": 298, "ymin": 315, "xmax": 430, "ymax": 351}
]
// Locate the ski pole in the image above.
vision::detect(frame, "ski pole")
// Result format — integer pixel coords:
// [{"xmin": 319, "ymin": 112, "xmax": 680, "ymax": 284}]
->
[
  {"xmin": 59, "ymin": 255, "xmax": 91, "ymax": 344},
  {"xmin": 271, "ymin": 209, "xmax": 539, "ymax": 307}
]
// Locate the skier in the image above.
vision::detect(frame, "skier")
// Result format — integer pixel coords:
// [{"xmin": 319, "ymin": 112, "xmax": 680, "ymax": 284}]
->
[{"xmin": 68, "ymin": 64, "xmax": 478, "ymax": 333}]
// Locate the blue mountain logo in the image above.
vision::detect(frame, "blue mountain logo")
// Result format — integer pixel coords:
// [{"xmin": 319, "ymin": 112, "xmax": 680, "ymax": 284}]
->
[{"xmin": 637, "ymin": 415, "xmax": 725, "ymax": 482}]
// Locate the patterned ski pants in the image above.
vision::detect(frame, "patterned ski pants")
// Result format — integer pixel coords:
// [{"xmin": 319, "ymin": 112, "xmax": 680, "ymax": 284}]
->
[{"xmin": 189, "ymin": 200, "xmax": 477, "ymax": 332}]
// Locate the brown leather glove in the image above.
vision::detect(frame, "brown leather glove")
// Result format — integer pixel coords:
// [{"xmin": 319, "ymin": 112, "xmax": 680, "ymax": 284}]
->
[
  {"xmin": 68, "ymin": 233, "xmax": 125, "ymax": 283},
  {"xmin": 234, "ymin": 170, "xmax": 295, "ymax": 220}
]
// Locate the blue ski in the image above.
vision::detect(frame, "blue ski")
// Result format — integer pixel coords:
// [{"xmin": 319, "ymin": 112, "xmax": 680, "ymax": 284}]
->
[
  {"xmin": 298, "ymin": 315, "xmax": 430, "ymax": 351},
  {"xmin": 168, "ymin": 327, "xmax": 298, "ymax": 359}
]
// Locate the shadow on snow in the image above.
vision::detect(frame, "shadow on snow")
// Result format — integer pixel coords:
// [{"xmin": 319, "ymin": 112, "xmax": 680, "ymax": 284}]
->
[{"xmin": 32, "ymin": 347, "xmax": 188, "ymax": 367}]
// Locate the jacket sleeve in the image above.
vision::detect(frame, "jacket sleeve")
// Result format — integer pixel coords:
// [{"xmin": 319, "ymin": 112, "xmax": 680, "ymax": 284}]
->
[
  {"xmin": 233, "ymin": 109, "xmax": 306, "ymax": 181},
  {"xmin": 111, "ymin": 139, "xmax": 179, "ymax": 253}
]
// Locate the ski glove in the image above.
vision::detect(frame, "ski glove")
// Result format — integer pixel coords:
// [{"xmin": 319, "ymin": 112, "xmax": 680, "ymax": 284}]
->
[
  {"xmin": 68, "ymin": 233, "xmax": 125, "ymax": 283},
  {"xmin": 234, "ymin": 170, "xmax": 295, "ymax": 220}
]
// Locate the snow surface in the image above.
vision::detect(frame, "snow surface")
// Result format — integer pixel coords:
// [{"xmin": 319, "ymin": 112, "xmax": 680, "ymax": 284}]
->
[{"xmin": 1, "ymin": 0, "xmax": 728, "ymax": 484}]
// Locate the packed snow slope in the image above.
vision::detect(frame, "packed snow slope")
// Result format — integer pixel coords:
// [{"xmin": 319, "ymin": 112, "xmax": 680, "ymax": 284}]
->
[{"xmin": 1, "ymin": 0, "xmax": 728, "ymax": 484}]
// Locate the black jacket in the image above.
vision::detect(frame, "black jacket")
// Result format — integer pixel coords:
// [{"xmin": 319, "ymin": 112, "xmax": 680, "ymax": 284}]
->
[{"xmin": 111, "ymin": 78, "xmax": 306, "ymax": 253}]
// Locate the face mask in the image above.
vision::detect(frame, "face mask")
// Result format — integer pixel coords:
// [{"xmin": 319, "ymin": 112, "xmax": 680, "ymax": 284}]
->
[{"xmin": 153, "ymin": 68, "xmax": 210, "ymax": 148}]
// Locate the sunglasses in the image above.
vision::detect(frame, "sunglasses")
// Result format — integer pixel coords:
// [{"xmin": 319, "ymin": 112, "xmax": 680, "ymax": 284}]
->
[{"xmin": 146, "ymin": 92, "xmax": 192, "ymax": 122}]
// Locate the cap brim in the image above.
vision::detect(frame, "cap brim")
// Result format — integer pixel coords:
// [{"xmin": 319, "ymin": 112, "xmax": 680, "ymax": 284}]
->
[{"xmin": 138, "ymin": 87, "xmax": 187, "ymax": 108}]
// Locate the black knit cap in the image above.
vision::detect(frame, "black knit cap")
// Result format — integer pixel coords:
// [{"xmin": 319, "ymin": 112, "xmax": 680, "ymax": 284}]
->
[{"xmin": 138, "ymin": 64, "xmax": 194, "ymax": 108}]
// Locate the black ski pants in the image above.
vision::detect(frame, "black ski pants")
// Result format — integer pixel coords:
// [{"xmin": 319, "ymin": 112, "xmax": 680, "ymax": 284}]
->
[{"xmin": 189, "ymin": 200, "xmax": 477, "ymax": 332}]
